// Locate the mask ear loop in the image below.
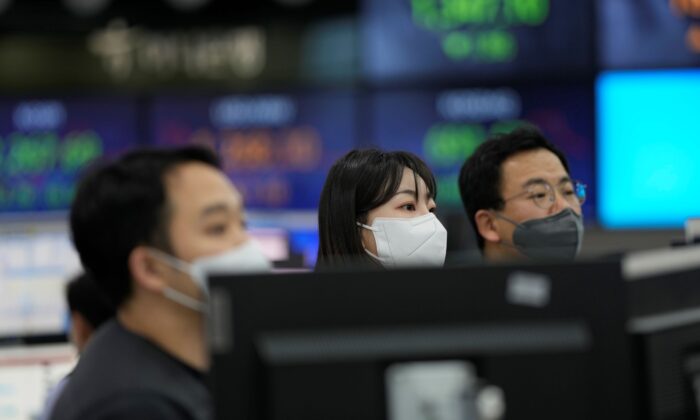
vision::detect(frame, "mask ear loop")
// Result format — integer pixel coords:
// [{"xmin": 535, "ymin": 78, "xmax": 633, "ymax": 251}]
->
[
  {"xmin": 148, "ymin": 247, "xmax": 193, "ymax": 276},
  {"xmin": 163, "ymin": 288, "xmax": 208, "ymax": 313},
  {"xmin": 356, "ymin": 222, "xmax": 383, "ymax": 261},
  {"xmin": 147, "ymin": 248, "xmax": 208, "ymax": 313},
  {"xmin": 356, "ymin": 221, "xmax": 378, "ymax": 231},
  {"xmin": 488, "ymin": 211, "xmax": 523, "ymax": 251},
  {"xmin": 491, "ymin": 212, "xmax": 523, "ymax": 229}
]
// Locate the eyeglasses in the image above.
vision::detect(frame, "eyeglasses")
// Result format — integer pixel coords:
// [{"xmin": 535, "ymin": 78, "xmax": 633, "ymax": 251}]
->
[{"xmin": 503, "ymin": 180, "xmax": 587, "ymax": 211}]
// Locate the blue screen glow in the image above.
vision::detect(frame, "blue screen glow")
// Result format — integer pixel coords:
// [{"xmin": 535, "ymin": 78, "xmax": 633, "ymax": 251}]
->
[{"xmin": 597, "ymin": 69, "xmax": 700, "ymax": 228}]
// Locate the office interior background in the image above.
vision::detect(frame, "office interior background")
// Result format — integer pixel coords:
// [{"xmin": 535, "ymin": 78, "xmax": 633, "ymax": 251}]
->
[{"xmin": 0, "ymin": 0, "xmax": 700, "ymax": 419}]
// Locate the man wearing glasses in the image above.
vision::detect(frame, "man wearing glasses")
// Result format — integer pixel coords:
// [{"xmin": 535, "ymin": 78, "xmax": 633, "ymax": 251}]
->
[{"xmin": 458, "ymin": 126, "xmax": 587, "ymax": 261}]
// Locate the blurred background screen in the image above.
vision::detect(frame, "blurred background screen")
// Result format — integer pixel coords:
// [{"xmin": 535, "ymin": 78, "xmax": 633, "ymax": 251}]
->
[
  {"xmin": 368, "ymin": 84, "xmax": 595, "ymax": 217},
  {"xmin": 0, "ymin": 0, "xmax": 697, "ymax": 338},
  {"xmin": 150, "ymin": 91, "xmax": 356, "ymax": 210},
  {"xmin": 0, "ymin": 223, "xmax": 80, "ymax": 339},
  {"xmin": 0, "ymin": 98, "xmax": 139, "ymax": 213},
  {"xmin": 597, "ymin": 69, "xmax": 700, "ymax": 229},
  {"xmin": 362, "ymin": 0, "xmax": 594, "ymax": 83},
  {"xmin": 598, "ymin": 0, "xmax": 700, "ymax": 69}
]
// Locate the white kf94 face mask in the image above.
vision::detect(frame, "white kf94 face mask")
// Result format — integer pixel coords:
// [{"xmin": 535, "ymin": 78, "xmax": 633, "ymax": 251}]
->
[
  {"xmin": 149, "ymin": 240, "xmax": 272, "ymax": 312},
  {"xmin": 357, "ymin": 213, "xmax": 448, "ymax": 268}
]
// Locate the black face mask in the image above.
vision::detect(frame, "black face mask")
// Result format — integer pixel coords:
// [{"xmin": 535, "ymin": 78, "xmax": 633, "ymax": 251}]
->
[{"xmin": 496, "ymin": 208, "xmax": 584, "ymax": 260}]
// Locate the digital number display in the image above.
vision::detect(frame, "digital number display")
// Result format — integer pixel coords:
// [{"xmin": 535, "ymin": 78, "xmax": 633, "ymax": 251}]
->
[
  {"xmin": 362, "ymin": 0, "xmax": 593, "ymax": 82},
  {"xmin": 369, "ymin": 85, "xmax": 595, "ymax": 219},
  {"xmin": 150, "ymin": 92, "xmax": 356, "ymax": 210},
  {"xmin": 0, "ymin": 99, "xmax": 138, "ymax": 213},
  {"xmin": 413, "ymin": 0, "xmax": 549, "ymax": 62}
]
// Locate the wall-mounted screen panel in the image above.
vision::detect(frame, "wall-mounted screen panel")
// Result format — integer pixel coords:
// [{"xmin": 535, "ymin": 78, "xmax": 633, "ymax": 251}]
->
[
  {"xmin": 369, "ymin": 84, "xmax": 595, "ymax": 220},
  {"xmin": 150, "ymin": 92, "xmax": 356, "ymax": 210},
  {"xmin": 598, "ymin": 0, "xmax": 700, "ymax": 69},
  {"xmin": 362, "ymin": 0, "xmax": 594, "ymax": 83},
  {"xmin": 0, "ymin": 99, "xmax": 139, "ymax": 213},
  {"xmin": 597, "ymin": 69, "xmax": 700, "ymax": 228}
]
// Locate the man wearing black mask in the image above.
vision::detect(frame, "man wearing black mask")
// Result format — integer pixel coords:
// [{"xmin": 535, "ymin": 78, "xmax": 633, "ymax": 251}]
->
[{"xmin": 458, "ymin": 126, "xmax": 586, "ymax": 262}]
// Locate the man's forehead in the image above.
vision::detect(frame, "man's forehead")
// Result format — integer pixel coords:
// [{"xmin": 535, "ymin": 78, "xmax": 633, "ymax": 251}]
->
[
  {"xmin": 500, "ymin": 149, "xmax": 569, "ymax": 190},
  {"xmin": 165, "ymin": 162, "xmax": 243, "ymax": 213}
]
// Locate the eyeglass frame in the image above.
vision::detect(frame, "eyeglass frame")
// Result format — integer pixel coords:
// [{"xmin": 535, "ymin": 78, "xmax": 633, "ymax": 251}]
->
[{"xmin": 501, "ymin": 177, "xmax": 587, "ymax": 211}]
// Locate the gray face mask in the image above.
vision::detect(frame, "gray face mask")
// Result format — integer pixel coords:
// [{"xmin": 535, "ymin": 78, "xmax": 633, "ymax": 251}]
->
[{"xmin": 496, "ymin": 208, "xmax": 584, "ymax": 260}]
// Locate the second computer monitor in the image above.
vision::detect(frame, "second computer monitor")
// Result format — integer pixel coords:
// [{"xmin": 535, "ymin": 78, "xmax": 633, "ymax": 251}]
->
[{"xmin": 207, "ymin": 261, "xmax": 637, "ymax": 420}]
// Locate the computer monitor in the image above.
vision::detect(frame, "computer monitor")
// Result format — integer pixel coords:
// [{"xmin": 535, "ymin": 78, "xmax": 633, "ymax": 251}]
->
[
  {"xmin": 0, "ymin": 343, "xmax": 76, "ymax": 419},
  {"xmin": 624, "ymin": 245, "xmax": 700, "ymax": 419},
  {"xmin": 207, "ymin": 261, "xmax": 638, "ymax": 420},
  {"xmin": 0, "ymin": 221, "xmax": 81, "ymax": 340}
]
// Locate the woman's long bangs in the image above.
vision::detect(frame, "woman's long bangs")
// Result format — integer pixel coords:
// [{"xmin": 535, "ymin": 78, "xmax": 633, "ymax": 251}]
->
[
  {"xmin": 398, "ymin": 152, "xmax": 438, "ymax": 200},
  {"xmin": 356, "ymin": 155, "xmax": 405, "ymax": 217}
]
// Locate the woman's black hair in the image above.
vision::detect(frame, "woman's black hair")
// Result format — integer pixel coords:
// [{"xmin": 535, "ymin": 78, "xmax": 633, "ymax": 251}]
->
[{"xmin": 316, "ymin": 149, "xmax": 437, "ymax": 269}]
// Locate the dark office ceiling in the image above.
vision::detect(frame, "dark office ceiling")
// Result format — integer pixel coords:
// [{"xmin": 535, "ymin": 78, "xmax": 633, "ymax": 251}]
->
[{"xmin": 0, "ymin": 0, "xmax": 358, "ymax": 33}]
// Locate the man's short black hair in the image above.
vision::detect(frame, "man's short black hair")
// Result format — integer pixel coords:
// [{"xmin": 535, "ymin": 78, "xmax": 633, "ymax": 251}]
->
[
  {"xmin": 66, "ymin": 272, "xmax": 116, "ymax": 329},
  {"xmin": 70, "ymin": 146, "xmax": 220, "ymax": 308},
  {"xmin": 458, "ymin": 126, "xmax": 570, "ymax": 251}
]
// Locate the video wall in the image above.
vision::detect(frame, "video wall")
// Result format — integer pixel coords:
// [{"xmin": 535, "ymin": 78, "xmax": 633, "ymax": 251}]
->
[
  {"xmin": 363, "ymin": 0, "xmax": 594, "ymax": 83},
  {"xmin": 1, "ymin": 0, "xmax": 700, "ymax": 339},
  {"xmin": 362, "ymin": 0, "xmax": 700, "ymax": 229},
  {"xmin": 0, "ymin": 99, "xmax": 139, "ymax": 213},
  {"xmin": 2, "ymin": 1, "xmax": 697, "ymax": 228},
  {"xmin": 594, "ymin": 0, "xmax": 700, "ymax": 228},
  {"xmin": 150, "ymin": 92, "xmax": 356, "ymax": 210},
  {"xmin": 369, "ymin": 84, "xmax": 595, "ymax": 216}
]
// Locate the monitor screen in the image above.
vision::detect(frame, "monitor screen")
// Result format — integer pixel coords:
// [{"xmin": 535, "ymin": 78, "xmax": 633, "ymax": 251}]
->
[
  {"xmin": 369, "ymin": 84, "xmax": 595, "ymax": 218},
  {"xmin": 598, "ymin": 0, "xmax": 700, "ymax": 69},
  {"xmin": 149, "ymin": 91, "xmax": 357, "ymax": 210},
  {"xmin": 207, "ymin": 262, "xmax": 638, "ymax": 420},
  {"xmin": 362, "ymin": 0, "xmax": 594, "ymax": 83},
  {"xmin": 0, "ymin": 98, "xmax": 139, "ymax": 213},
  {"xmin": 597, "ymin": 69, "xmax": 700, "ymax": 228},
  {"xmin": 248, "ymin": 228, "xmax": 290, "ymax": 262},
  {"xmin": 246, "ymin": 211, "xmax": 319, "ymax": 268},
  {"xmin": 0, "ymin": 224, "xmax": 80, "ymax": 338},
  {"xmin": 624, "ymin": 246, "xmax": 700, "ymax": 419},
  {"xmin": 0, "ymin": 344, "xmax": 76, "ymax": 420}
]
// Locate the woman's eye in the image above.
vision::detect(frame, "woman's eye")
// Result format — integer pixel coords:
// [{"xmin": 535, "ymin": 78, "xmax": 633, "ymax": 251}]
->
[
  {"xmin": 401, "ymin": 203, "xmax": 416, "ymax": 211},
  {"xmin": 206, "ymin": 224, "xmax": 228, "ymax": 235},
  {"xmin": 563, "ymin": 189, "xmax": 575, "ymax": 196}
]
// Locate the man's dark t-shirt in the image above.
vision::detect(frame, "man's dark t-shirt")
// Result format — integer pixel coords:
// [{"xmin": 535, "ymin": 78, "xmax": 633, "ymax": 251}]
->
[{"xmin": 50, "ymin": 320, "xmax": 212, "ymax": 420}]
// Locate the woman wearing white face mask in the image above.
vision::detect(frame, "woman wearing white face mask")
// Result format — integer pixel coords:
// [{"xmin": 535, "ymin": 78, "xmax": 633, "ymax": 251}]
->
[{"xmin": 316, "ymin": 149, "xmax": 447, "ymax": 269}]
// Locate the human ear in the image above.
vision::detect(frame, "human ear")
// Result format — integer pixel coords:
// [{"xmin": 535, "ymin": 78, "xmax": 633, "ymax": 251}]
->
[
  {"xmin": 474, "ymin": 210, "xmax": 501, "ymax": 244},
  {"xmin": 128, "ymin": 246, "xmax": 168, "ymax": 293}
]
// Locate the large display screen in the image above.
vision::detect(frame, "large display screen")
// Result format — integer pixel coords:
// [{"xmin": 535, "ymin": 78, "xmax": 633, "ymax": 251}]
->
[
  {"xmin": 362, "ymin": 0, "xmax": 594, "ymax": 83},
  {"xmin": 369, "ymin": 84, "xmax": 595, "ymax": 219},
  {"xmin": 597, "ymin": 69, "xmax": 700, "ymax": 228},
  {"xmin": 150, "ymin": 91, "xmax": 357, "ymax": 210},
  {"xmin": 598, "ymin": 0, "xmax": 700, "ymax": 69},
  {"xmin": 0, "ymin": 98, "xmax": 139, "ymax": 213},
  {"xmin": 0, "ymin": 225, "xmax": 81, "ymax": 338}
]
